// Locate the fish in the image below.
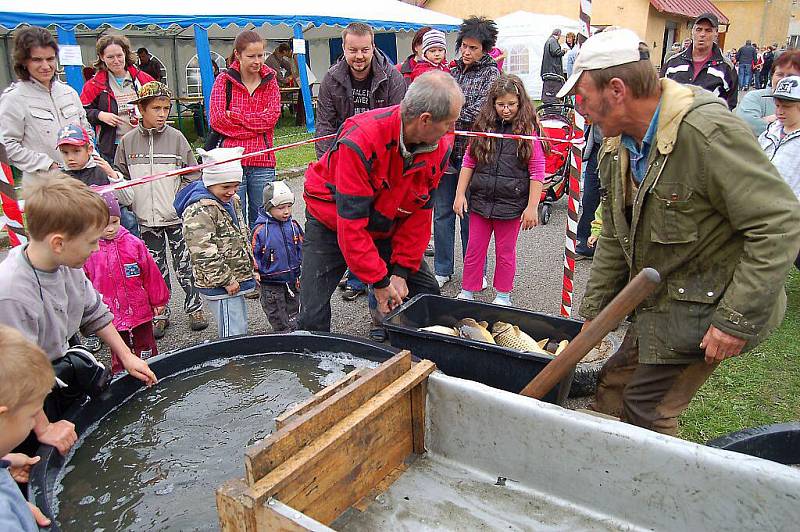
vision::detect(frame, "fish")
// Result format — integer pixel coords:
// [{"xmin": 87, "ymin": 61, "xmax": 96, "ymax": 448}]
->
[
  {"xmin": 491, "ymin": 322, "xmax": 548, "ymax": 354},
  {"xmin": 554, "ymin": 340, "xmax": 569, "ymax": 356},
  {"xmin": 420, "ymin": 325, "xmax": 459, "ymax": 336},
  {"xmin": 456, "ymin": 318, "xmax": 496, "ymax": 344}
]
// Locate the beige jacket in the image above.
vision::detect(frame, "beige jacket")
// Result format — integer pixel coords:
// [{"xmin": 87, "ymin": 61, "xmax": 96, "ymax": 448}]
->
[
  {"xmin": 114, "ymin": 124, "xmax": 200, "ymax": 228},
  {"xmin": 0, "ymin": 79, "xmax": 91, "ymax": 178}
]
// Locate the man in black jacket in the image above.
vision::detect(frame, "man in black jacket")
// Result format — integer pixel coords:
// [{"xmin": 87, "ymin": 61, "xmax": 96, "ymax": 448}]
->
[
  {"xmin": 661, "ymin": 13, "xmax": 738, "ymax": 109},
  {"xmin": 541, "ymin": 29, "xmax": 566, "ymax": 80},
  {"xmin": 736, "ymin": 40, "xmax": 758, "ymax": 90}
]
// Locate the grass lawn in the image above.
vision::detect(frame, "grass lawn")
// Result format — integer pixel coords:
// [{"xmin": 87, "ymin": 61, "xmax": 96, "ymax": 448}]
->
[
  {"xmin": 679, "ymin": 270, "xmax": 800, "ymax": 443},
  {"xmin": 187, "ymin": 114, "xmax": 316, "ymax": 172}
]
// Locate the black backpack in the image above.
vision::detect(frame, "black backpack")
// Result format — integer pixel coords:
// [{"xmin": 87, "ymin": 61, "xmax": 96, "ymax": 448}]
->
[{"xmin": 203, "ymin": 79, "xmax": 233, "ymax": 151}]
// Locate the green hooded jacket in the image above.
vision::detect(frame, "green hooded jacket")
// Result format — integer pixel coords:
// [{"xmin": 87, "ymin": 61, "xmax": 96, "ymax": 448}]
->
[{"xmin": 580, "ymin": 79, "xmax": 800, "ymax": 364}]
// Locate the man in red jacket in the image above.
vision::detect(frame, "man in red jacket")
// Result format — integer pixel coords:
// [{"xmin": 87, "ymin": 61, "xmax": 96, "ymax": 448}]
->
[{"xmin": 299, "ymin": 71, "xmax": 465, "ymax": 333}]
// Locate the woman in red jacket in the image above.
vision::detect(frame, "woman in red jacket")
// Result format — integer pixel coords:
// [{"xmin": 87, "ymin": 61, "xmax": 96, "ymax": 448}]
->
[
  {"xmin": 80, "ymin": 34, "xmax": 154, "ymax": 163},
  {"xmin": 209, "ymin": 30, "xmax": 281, "ymax": 229}
]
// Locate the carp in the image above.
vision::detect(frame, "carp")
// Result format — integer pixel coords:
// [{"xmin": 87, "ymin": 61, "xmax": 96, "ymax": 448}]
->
[
  {"xmin": 420, "ymin": 325, "xmax": 459, "ymax": 336},
  {"xmin": 554, "ymin": 339, "xmax": 569, "ymax": 356},
  {"xmin": 491, "ymin": 322, "xmax": 548, "ymax": 354},
  {"xmin": 456, "ymin": 318, "xmax": 496, "ymax": 344}
]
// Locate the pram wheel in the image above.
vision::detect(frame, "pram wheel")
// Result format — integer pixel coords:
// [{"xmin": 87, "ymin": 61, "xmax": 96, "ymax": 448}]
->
[{"xmin": 539, "ymin": 203, "xmax": 552, "ymax": 225}]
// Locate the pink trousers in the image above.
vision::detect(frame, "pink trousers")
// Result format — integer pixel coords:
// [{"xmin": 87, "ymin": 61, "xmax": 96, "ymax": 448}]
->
[{"xmin": 462, "ymin": 213, "xmax": 522, "ymax": 293}]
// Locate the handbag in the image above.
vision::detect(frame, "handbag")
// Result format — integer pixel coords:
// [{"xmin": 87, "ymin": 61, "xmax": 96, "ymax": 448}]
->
[
  {"xmin": 52, "ymin": 346, "xmax": 111, "ymax": 400},
  {"xmin": 203, "ymin": 79, "xmax": 233, "ymax": 151}
]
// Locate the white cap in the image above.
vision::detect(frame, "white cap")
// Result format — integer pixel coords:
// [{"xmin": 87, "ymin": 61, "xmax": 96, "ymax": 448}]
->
[
  {"xmin": 765, "ymin": 75, "xmax": 800, "ymax": 102},
  {"xmin": 198, "ymin": 147, "xmax": 245, "ymax": 187},
  {"xmin": 556, "ymin": 28, "xmax": 646, "ymax": 99},
  {"xmin": 263, "ymin": 180, "xmax": 295, "ymax": 208}
]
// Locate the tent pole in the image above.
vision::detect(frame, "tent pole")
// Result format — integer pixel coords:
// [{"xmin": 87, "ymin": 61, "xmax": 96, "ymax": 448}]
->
[
  {"xmin": 193, "ymin": 25, "xmax": 214, "ymax": 120},
  {"xmin": 293, "ymin": 23, "xmax": 315, "ymax": 133},
  {"xmin": 56, "ymin": 27, "xmax": 84, "ymax": 93}
]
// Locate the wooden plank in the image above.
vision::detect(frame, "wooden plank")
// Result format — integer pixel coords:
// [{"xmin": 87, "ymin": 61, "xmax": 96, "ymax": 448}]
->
[
  {"xmin": 351, "ymin": 462, "xmax": 409, "ymax": 512},
  {"xmin": 287, "ymin": 395, "xmax": 413, "ymax": 524},
  {"xmin": 410, "ymin": 379, "xmax": 427, "ymax": 454},
  {"xmin": 275, "ymin": 368, "xmax": 367, "ymax": 430},
  {"xmin": 216, "ymin": 478, "xmax": 258, "ymax": 532},
  {"xmin": 246, "ymin": 360, "xmax": 436, "ymax": 510},
  {"xmin": 256, "ymin": 499, "xmax": 335, "ymax": 532},
  {"xmin": 245, "ymin": 351, "xmax": 412, "ymax": 485}
]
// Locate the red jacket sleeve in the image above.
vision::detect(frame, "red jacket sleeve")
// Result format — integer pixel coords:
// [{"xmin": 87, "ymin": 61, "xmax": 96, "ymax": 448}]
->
[
  {"xmin": 209, "ymin": 75, "xmax": 257, "ymax": 140},
  {"xmin": 228, "ymin": 75, "xmax": 281, "ymax": 134},
  {"xmin": 389, "ymin": 204, "xmax": 433, "ymax": 278},
  {"xmin": 138, "ymin": 240, "xmax": 170, "ymax": 307},
  {"xmin": 329, "ymin": 140, "xmax": 390, "ymax": 286}
]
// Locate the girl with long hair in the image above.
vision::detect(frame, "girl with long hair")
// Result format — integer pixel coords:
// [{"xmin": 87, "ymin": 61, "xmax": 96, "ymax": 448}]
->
[{"xmin": 453, "ymin": 75, "xmax": 547, "ymax": 305}]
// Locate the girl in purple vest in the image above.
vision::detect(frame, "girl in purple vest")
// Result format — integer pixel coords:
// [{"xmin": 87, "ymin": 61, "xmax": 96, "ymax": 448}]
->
[{"xmin": 453, "ymin": 75, "xmax": 546, "ymax": 306}]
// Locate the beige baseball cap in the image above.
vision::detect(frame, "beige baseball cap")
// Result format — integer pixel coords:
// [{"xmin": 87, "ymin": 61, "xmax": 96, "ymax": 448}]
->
[{"xmin": 556, "ymin": 28, "xmax": 648, "ymax": 99}]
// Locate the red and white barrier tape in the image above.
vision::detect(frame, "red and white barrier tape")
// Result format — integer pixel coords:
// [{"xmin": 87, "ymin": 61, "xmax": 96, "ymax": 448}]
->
[{"xmin": 0, "ymin": 144, "xmax": 27, "ymax": 247}]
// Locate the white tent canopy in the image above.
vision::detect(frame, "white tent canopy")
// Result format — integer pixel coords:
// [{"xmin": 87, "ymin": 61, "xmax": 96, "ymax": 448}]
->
[{"xmin": 495, "ymin": 11, "xmax": 584, "ymax": 100}]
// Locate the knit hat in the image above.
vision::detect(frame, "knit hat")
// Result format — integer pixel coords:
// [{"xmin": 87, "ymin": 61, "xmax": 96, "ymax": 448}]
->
[
  {"xmin": 197, "ymin": 147, "xmax": 245, "ymax": 187},
  {"xmin": 421, "ymin": 30, "xmax": 447, "ymax": 56},
  {"xmin": 102, "ymin": 192, "xmax": 121, "ymax": 219},
  {"xmin": 262, "ymin": 181, "xmax": 295, "ymax": 208}
]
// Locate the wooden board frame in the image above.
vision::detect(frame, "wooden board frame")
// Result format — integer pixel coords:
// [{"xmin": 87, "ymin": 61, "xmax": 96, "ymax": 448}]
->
[{"xmin": 217, "ymin": 351, "xmax": 436, "ymax": 531}]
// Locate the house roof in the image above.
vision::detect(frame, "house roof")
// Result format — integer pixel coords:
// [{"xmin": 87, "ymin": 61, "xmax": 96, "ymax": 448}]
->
[{"xmin": 650, "ymin": 0, "xmax": 729, "ymax": 25}]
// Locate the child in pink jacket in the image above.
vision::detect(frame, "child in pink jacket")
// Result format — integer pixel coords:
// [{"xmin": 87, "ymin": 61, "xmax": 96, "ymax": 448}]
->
[{"xmin": 84, "ymin": 193, "xmax": 169, "ymax": 374}]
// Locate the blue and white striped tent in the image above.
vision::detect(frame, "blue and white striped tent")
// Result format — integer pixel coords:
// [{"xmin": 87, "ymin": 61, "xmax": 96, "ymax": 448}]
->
[{"xmin": 0, "ymin": 0, "xmax": 461, "ymax": 131}]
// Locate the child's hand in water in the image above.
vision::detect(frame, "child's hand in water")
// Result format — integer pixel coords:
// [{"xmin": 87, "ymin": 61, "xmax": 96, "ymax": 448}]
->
[{"xmin": 521, "ymin": 206, "xmax": 539, "ymax": 230}]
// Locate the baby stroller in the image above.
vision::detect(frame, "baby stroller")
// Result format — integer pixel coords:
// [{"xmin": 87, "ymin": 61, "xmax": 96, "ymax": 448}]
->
[{"xmin": 536, "ymin": 101, "xmax": 578, "ymax": 225}]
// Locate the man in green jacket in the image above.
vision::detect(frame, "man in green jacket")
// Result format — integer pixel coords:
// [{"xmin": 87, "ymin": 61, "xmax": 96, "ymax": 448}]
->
[{"xmin": 558, "ymin": 29, "xmax": 800, "ymax": 436}]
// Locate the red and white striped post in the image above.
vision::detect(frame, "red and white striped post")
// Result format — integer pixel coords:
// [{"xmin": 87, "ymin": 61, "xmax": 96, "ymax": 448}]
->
[
  {"xmin": 561, "ymin": 0, "xmax": 592, "ymax": 318},
  {"xmin": 0, "ymin": 143, "xmax": 27, "ymax": 247}
]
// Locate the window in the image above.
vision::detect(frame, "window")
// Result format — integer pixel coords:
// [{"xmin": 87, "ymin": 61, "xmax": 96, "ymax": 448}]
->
[
  {"xmin": 506, "ymin": 44, "xmax": 529, "ymax": 75},
  {"xmin": 186, "ymin": 52, "xmax": 226, "ymax": 97}
]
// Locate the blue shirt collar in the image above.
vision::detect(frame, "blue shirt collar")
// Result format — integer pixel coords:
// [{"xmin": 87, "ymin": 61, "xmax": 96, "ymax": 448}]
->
[{"xmin": 621, "ymin": 102, "xmax": 661, "ymax": 183}]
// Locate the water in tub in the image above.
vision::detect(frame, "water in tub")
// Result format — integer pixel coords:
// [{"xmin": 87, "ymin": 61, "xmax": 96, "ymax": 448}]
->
[{"xmin": 54, "ymin": 351, "xmax": 377, "ymax": 531}]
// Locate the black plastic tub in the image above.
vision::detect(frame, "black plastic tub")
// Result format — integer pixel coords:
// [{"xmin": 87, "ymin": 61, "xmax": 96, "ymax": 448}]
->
[
  {"xmin": 707, "ymin": 422, "xmax": 800, "ymax": 465},
  {"xmin": 30, "ymin": 332, "xmax": 400, "ymax": 531},
  {"xmin": 382, "ymin": 294, "xmax": 582, "ymax": 404}
]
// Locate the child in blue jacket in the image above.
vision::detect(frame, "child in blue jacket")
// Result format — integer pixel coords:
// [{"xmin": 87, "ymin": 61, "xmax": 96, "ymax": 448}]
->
[{"xmin": 252, "ymin": 181, "xmax": 303, "ymax": 332}]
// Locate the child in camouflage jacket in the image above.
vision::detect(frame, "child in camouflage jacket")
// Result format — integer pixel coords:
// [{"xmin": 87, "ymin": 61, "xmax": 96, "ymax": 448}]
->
[{"xmin": 174, "ymin": 147, "xmax": 257, "ymax": 338}]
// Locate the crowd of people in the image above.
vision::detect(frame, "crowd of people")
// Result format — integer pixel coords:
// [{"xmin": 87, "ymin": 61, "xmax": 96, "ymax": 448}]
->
[{"xmin": 1, "ymin": 15, "xmax": 800, "ymax": 530}]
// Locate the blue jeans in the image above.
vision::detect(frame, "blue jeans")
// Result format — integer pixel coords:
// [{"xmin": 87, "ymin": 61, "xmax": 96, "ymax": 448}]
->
[
  {"xmin": 345, "ymin": 270, "xmax": 366, "ymax": 291},
  {"xmin": 240, "ymin": 166, "xmax": 276, "ymax": 229},
  {"xmin": 576, "ymin": 143, "xmax": 601, "ymax": 256},
  {"xmin": 204, "ymin": 294, "xmax": 248, "ymax": 338},
  {"xmin": 433, "ymin": 169, "xmax": 470, "ymax": 277},
  {"xmin": 738, "ymin": 63, "xmax": 752, "ymax": 89},
  {"xmin": 119, "ymin": 206, "xmax": 140, "ymax": 238}
]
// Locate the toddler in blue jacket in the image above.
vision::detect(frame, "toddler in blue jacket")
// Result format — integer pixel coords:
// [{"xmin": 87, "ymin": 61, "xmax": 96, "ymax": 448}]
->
[{"xmin": 252, "ymin": 181, "xmax": 303, "ymax": 332}]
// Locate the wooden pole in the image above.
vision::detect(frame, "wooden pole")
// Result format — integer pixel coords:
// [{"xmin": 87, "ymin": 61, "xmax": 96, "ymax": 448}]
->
[{"xmin": 521, "ymin": 268, "xmax": 661, "ymax": 399}]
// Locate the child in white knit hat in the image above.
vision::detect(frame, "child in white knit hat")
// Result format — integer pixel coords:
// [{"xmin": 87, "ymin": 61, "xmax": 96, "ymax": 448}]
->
[
  {"xmin": 174, "ymin": 146, "xmax": 257, "ymax": 337},
  {"xmin": 252, "ymin": 181, "xmax": 303, "ymax": 332},
  {"xmin": 406, "ymin": 29, "xmax": 449, "ymax": 84}
]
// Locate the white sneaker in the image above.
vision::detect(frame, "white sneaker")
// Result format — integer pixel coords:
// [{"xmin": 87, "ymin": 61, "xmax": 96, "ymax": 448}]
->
[
  {"xmin": 435, "ymin": 274, "xmax": 452, "ymax": 288},
  {"xmin": 481, "ymin": 276, "xmax": 489, "ymax": 291},
  {"xmin": 457, "ymin": 290, "xmax": 474, "ymax": 300},
  {"xmin": 492, "ymin": 293, "xmax": 512, "ymax": 306}
]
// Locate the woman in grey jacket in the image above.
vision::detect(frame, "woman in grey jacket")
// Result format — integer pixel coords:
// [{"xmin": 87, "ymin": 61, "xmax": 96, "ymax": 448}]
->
[{"xmin": 0, "ymin": 26, "xmax": 91, "ymax": 179}]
